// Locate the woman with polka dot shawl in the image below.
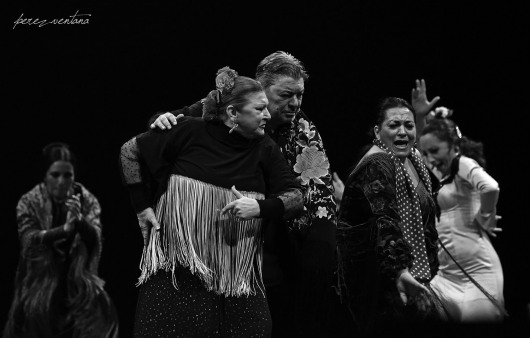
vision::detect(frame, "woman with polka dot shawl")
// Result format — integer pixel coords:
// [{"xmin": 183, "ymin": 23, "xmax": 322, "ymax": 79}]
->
[{"xmin": 335, "ymin": 97, "xmax": 444, "ymax": 337}]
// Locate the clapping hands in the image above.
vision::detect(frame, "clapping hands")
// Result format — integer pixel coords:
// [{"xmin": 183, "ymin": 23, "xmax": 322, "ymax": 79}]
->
[{"xmin": 64, "ymin": 194, "xmax": 82, "ymax": 233}]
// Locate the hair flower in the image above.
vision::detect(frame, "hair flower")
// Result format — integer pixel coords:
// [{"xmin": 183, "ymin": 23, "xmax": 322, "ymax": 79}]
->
[
  {"xmin": 430, "ymin": 106, "xmax": 453, "ymax": 118},
  {"xmin": 215, "ymin": 67, "xmax": 239, "ymax": 95}
]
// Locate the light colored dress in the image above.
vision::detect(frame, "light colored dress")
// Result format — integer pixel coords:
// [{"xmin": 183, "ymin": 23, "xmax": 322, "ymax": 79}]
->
[{"xmin": 430, "ymin": 155, "xmax": 504, "ymax": 322}]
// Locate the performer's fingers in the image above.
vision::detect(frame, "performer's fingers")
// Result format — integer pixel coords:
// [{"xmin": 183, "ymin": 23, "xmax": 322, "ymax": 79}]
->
[
  {"xmin": 231, "ymin": 185, "xmax": 244, "ymax": 198},
  {"xmin": 221, "ymin": 201, "xmax": 236, "ymax": 215}
]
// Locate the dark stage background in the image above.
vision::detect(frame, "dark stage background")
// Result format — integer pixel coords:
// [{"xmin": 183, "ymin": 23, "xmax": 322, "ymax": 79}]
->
[{"xmin": 5, "ymin": 1, "xmax": 529, "ymax": 337}]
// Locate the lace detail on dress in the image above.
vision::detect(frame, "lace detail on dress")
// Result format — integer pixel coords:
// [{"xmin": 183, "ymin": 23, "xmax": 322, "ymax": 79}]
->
[
  {"xmin": 275, "ymin": 188, "xmax": 303, "ymax": 220},
  {"xmin": 119, "ymin": 137, "xmax": 142, "ymax": 185}
]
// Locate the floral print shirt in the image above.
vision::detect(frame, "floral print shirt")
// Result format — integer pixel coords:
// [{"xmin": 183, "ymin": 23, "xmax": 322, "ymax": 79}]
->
[{"xmin": 268, "ymin": 110, "xmax": 337, "ymax": 234}]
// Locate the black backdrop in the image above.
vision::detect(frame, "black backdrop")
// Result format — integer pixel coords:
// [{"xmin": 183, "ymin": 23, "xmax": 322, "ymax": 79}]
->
[{"xmin": 5, "ymin": 1, "xmax": 529, "ymax": 336}]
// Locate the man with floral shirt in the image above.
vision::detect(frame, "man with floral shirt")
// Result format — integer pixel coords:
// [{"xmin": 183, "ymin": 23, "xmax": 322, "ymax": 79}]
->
[{"xmin": 149, "ymin": 51, "xmax": 337, "ymax": 337}]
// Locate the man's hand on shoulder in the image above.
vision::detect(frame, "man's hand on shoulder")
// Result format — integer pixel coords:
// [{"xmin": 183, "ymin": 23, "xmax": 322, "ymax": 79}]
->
[{"xmin": 150, "ymin": 113, "xmax": 183, "ymax": 130}]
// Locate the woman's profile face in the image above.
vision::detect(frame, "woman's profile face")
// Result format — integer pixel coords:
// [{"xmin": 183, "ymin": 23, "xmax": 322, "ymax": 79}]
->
[
  {"xmin": 375, "ymin": 107, "xmax": 416, "ymax": 162},
  {"xmin": 419, "ymin": 133, "xmax": 457, "ymax": 176},
  {"xmin": 45, "ymin": 160, "xmax": 75, "ymax": 201},
  {"xmin": 236, "ymin": 91, "xmax": 270, "ymax": 139}
]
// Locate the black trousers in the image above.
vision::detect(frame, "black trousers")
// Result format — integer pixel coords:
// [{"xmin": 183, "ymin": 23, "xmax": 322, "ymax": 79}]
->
[{"xmin": 134, "ymin": 268, "xmax": 271, "ymax": 338}]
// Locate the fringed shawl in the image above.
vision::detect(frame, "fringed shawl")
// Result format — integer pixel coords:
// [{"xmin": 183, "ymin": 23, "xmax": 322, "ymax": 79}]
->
[{"xmin": 138, "ymin": 175, "xmax": 266, "ymax": 297}]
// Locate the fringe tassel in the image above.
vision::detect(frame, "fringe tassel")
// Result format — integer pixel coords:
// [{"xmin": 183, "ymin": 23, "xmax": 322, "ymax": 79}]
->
[{"xmin": 137, "ymin": 175, "xmax": 265, "ymax": 297}]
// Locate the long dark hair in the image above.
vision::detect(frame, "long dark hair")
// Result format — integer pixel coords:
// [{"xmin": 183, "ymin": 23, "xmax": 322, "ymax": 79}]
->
[{"xmin": 41, "ymin": 142, "xmax": 76, "ymax": 176}]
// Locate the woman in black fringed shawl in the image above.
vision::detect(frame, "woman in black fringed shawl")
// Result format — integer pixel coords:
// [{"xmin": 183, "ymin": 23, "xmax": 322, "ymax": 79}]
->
[
  {"xmin": 119, "ymin": 67, "xmax": 302, "ymax": 337},
  {"xmin": 4, "ymin": 143, "xmax": 119, "ymax": 338},
  {"xmin": 335, "ymin": 97, "xmax": 446, "ymax": 338}
]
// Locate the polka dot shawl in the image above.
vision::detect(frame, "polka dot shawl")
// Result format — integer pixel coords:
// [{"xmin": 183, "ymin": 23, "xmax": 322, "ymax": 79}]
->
[{"xmin": 373, "ymin": 139, "xmax": 433, "ymax": 280}]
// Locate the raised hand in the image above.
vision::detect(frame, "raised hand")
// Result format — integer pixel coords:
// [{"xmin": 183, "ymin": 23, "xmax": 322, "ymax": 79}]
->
[
  {"xmin": 136, "ymin": 207, "xmax": 160, "ymax": 246},
  {"xmin": 411, "ymin": 79, "xmax": 440, "ymax": 118},
  {"xmin": 150, "ymin": 113, "xmax": 183, "ymax": 130},
  {"xmin": 221, "ymin": 186, "xmax": 260, "ymax": 220}
]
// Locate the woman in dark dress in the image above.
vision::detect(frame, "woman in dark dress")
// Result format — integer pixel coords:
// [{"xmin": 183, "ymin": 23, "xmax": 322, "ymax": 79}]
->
[
  {"xmin": 119, "ymin": 67, "xmax": 303, "ymax": 337},
  {"xmin": 336, "ymin": 97, "xmax": 444, "ymax": 337},
  {"xmin": 4, "ymin": 142, "xmax": 119, "ymax": 338}
]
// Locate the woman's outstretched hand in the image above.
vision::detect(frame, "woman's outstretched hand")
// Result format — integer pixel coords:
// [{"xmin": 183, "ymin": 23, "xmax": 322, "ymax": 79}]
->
[{"xmin": 221, "ymin": 186, "xmax": 260, "ymax": 220}]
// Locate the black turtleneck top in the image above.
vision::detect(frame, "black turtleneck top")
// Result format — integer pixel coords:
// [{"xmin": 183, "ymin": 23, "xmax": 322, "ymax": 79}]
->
[{"xmin": 120, "ymin": 116, "xmax": 300, "ymax": 219}]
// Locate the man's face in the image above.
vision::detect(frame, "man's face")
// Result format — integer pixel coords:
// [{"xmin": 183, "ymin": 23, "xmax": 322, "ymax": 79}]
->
[{"xmin": 264, "ymin": 75, "xmax": 304, "ymax": 129}]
